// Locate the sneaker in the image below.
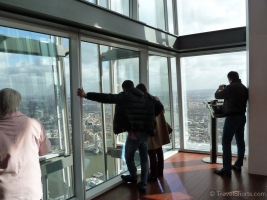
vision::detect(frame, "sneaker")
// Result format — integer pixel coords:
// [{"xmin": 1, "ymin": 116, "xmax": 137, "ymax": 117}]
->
[
  {"xmin": 121, "ymin": 175, "xmax": 137, "ymax": 183},
  {"xmin": 232, "ymin": 165, "xmax": 241, "ymax": 172},
  {"xmin": 214, "ymin": 169, "xmax": 231, "ymax": 176},
  {"xmin": 137, "ymin": 182, "xmax": 146, "ymax": 193}
]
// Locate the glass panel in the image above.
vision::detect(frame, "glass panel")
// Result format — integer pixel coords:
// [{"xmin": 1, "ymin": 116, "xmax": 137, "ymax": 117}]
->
[
  {"xmin": 180, "ymin": 51, "xmax": 247, "ymax": 153},
  {"xmin": 62, "ymin": 38, "xmax": 72, "ymax": 152},
  {"xmin": 81, "ymin": 42, "xmax": 106, "ymax": 189},
  {"xmin": 171, "ymin": 57, "xmax": 180, "ymax": 148},
  {"xmin": 139, "ymin": 0, "xmax": 166, "ymax": 30},
  {"xmin": 98, "ymin": 0, "xmax": 108, "ymax": 8},
  {"xmin": 112, "ymin": 48, "xmax": 139, "ymax": 144},
  {"xmin": 148, "ymin": 55, "xmax": 172, "ymax": 151},
  {"xmin": 102, "ymin": 47, "xmax": 140, "ymax": 175},
  {"xmin": 100, "ymin": 45, "xmax": 116, "ymax": 179},
  {"xmin": 0, "ymin": 26, "xmax": 70, "ymax": 158},
  {"xmin": 167, "ymin": 0, "xmax": 174, "ymax": 34},
  {"xmin": 46, "ymin": 167, "xmax": 74, "ymax": 199},
  {"xmin": 177, "ymin": 0, "xmax": 246, "ymax": 36},
  {"xmin": 81, "ymin": 42, "xmax": 140, "ymax": 189},
  {"xmin": 84, "ymin": 0, "xmax": 96, "ymax": 4},
  {"xmin": 110, "ymin": 0, "xmax": 129, "ymax": 17}
]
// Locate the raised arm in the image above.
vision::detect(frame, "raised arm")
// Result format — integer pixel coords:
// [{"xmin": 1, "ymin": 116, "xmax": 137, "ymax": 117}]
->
[
  {"xmin": 77, "ymin": 88, "xmax": 124, "ymax": 104},
  {"xmin": 215, "ymin": 85, "xmax": 230, "ymax": 99}
]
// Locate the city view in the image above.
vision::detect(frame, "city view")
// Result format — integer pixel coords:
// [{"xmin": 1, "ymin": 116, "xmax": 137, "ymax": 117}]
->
[{"xmin": 19, "ymin": 88, "xmax": 240, "ymax": 191}]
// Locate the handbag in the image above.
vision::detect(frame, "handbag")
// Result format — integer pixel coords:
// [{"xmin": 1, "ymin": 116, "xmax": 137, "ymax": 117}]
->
[{"xmin": 167, "ymin": 123, "xmax": 173, "ymax": 134}]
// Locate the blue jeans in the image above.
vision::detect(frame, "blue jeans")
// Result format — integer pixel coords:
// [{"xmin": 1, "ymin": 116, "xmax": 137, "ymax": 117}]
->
[
  {"xmin": 222, "ymin": 114, "xmax": 246, "ymax": 172},
  {"xmin": 125, "ymin": 132, "xmax": 150, "ymax": 188}
]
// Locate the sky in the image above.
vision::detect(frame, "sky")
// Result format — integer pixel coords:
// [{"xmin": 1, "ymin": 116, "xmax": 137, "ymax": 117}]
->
[{"xmin": 181, "ymin": 51, "xmax": 247, "ymax": 91}]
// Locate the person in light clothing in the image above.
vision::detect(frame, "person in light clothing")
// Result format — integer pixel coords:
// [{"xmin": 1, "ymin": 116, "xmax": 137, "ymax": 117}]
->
[{"xmin": 0, "ymin": 88, "xmax": 51, "ymax": 200}]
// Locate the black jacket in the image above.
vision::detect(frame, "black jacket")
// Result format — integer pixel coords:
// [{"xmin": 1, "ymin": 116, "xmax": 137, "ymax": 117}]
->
[
  {"xmin": 85, "ymin": 88, "xmax": 164, "ymax": 135},
  {"xmin": 215, "ymin": 79, "xmax": 248, "ymax": 115}
]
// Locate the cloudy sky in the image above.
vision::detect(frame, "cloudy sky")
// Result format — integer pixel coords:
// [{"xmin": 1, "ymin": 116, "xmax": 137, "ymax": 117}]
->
[{"xmin": 181, "ymin": 51, "xmax": 247, "ymax": 91}]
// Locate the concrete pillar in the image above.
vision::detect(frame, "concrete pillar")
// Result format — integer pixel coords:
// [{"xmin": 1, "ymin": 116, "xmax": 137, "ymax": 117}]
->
[{"xmin": 247, "ymin": 0, "xmax": 267, "ymax": 176}]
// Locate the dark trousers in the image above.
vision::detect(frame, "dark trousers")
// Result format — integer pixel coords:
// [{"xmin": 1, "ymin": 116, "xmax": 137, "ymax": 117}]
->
[
  {"xmin": 222, "ymin": 114, "xmax": 246, "ymax": 172},
  {"xmin": 148, "ymin": 147, "xmax": 164, "ymax": 177}
]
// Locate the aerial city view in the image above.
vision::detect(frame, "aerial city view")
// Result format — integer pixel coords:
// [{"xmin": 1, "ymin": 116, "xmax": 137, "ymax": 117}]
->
[{"xmin": 20, "ymin": 88, "xmax": 232, "ymax": 190}]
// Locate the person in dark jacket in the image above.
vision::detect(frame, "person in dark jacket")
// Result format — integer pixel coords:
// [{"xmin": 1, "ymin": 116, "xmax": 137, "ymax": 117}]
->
[
  {"xmin": 77, "ymin": 80, "xmax": 163, "ymax": 192},
  {"xmin": 214, "ymin": 71, "xmax": 248, "ymax": 176},
  {"xmin": 136, "ymin": 83, "xmax": 170, "ymax": 181}
]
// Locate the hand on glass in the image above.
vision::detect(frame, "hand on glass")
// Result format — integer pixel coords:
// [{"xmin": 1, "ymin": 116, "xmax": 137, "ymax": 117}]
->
[
  {"xmin": 218, "ymin": 84, "xmax": 225, "ymax": 90},
  {"xmin": 77, "ymin": 88, "xmax": 86, "ymax": 98}
]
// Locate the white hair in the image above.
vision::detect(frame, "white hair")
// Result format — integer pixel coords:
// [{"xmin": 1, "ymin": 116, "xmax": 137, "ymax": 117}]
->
[{"xmin": 0, "ymin": 88, "xmax": 21, "ymax": 116}]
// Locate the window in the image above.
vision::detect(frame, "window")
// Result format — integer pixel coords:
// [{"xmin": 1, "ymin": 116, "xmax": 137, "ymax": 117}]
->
[
  {"xmin": 177, "ymin": 0, "xmax": 246, "ymax": 36},
  {"xmin": 180, "ymin": 51, "xmax": 247, "ymax": 152},
  {"xmin": 46, "ymin": 167, "xmax": 74, "ymax": 199},
  {"xmin": 149, "ymin": 55, "xmax": 172, "ymax": 150},
  {"xmin": 81, "ymin": 41, "xmax": 139, "ymax": 189},
  {"xmin": 139, "ymin": 0, "xmax": 166, "ymax": 30},
  {"xmin": 84, "ymin": 0, "xmax": 129, "ymax": 17},
  {"xmin": 84, "ymin": 0, "xmax": 96, "ymax": 4},
  {"xmin": 110, "ymin": 0, "xmax": 129, "ymax": 16},
  {"xmin": 0, "ymin": 25, "xmax": 73, "ymax": 200},
  {"xmin": 98, "ymin": 0, "xmax": 108, "ymax": 8},
  {"xmin": 0, "ymin": 26, "xmax": 71, "ymax": 157}
]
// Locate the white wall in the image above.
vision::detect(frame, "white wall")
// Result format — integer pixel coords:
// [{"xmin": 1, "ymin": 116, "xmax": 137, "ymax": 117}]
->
[{"xmin": 247, "ymin": 0, "xmax": 267, "ymax": 176}]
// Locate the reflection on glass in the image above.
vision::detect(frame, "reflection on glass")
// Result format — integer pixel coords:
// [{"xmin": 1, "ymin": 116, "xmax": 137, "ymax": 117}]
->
[
  {"xmin": 0, "ymin": 26, "xmax": 70, "ymax": 157},
  {"xmin": 81, "ymin": 42, "xmax": 106, "ymax": 189},
  {"xmin": 81, "ymin": 42, "xmax": 140, "ymax": 189},
  {"xmin": 170, "ymin": 58, "xmax": 179, "ymax": 148},
  {"xmin": 112, "ymin": 49, "xmax": 139, "ymax": 145},
  {"xmin": 84, "ymin": 0, "xmax": 96, "ymax": 4},
  {"xmin": 100, "ymin": 45, "xmax": 116, "ymax": 179},
  {"xmin": 98, "ymin": 0, "xmax": 108, "ymax": 8},
  {"xmin": 139, "ymin": 0, "xmax": 166, "ymax": 30},
  {"xmin": 177, "ymin": 0, "xmax": 246, "ymax": 36},
  {"xmin": 110, "ymin": 0, "xmax": 129, "ymax": 16},
  {"xmin": 46, "ymin": 167, "xmax": 74, "ymax": 199},
  {"xmin": 180, "ymin": 52, "xmax": 247, "ymax": 153},
  {"xmin": 103, "ymin": 46, "xmax": 139, "ymax": 175},
  {"xmin": 0, "ymin": 26, "xmax": 73, "ymax": 200},
  {"xmin": 149, "ymin": 55, "xmax": 172, "ymax": 150}
]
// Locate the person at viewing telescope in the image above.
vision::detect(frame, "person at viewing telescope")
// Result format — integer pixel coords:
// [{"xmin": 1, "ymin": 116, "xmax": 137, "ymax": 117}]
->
[
  {"xmin": 136, "ymin": 83, "xmax": 170, "ymax": 181},
  {"xmin": 0, "ymin": 88, "xmax": 51, "ymax": 200},
  {"xmin": 214, "ymin": 71, "xmax": 248, "ymax": 176},
  {"xmin": 77, "ymin": 80, "xmax": 163, "ymax": 193}
]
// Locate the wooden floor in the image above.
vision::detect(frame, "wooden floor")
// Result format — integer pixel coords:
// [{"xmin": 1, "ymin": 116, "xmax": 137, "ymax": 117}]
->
[{"xmin": 93, "ymin": 152, "xmax": 267, "ymax": 200}]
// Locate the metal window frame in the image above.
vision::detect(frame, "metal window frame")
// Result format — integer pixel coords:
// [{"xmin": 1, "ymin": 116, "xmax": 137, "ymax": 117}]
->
[
  {"xmin": 130, "ymin": 0, "xmax": 138, "ymax": 20},
  {"xmin": 69, "ymin": 33, "xmax": 86, "ymax": 200},
  {"xmin": 167, "ymin": 57, "xmax": 175, "ymax": 149},
  {"xmin": 164, "ymin": 0, "xmax": 169, "ymax": 32},
  {"xmin": 173, "ymin": 0, "xmax": 179, "ymax": 35}
]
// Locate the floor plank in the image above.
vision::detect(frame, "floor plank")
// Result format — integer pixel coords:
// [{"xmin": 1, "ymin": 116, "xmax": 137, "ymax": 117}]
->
[{"xmin": 93, "ymin": 152, "xmax": 267, "ymax": 200}]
